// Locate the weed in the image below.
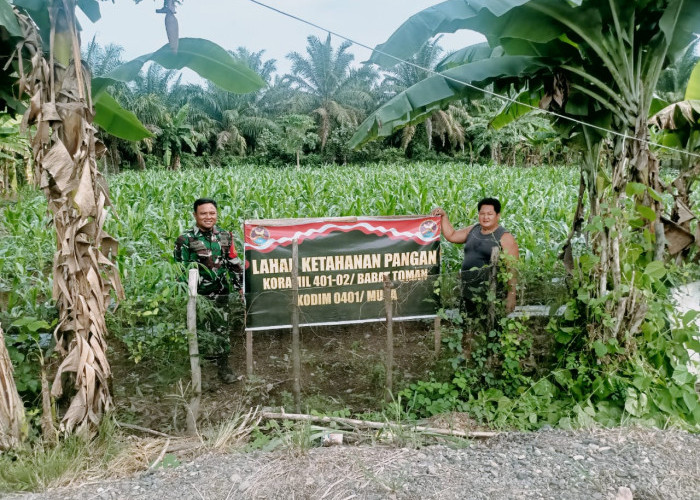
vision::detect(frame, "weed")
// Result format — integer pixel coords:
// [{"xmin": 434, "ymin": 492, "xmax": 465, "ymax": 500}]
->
[{"xmin": 0, "ymin": 418, "xmax": 124, "ymax": 493}]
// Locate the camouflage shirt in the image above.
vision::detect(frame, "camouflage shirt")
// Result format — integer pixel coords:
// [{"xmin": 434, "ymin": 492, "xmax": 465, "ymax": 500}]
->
[{"xmin": 174, "ymin": 225, "xmax": 243, "ymax": 296}]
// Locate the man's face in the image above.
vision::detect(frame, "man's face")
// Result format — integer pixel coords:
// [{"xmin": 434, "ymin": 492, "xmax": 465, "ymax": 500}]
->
[
  {"xmin": 478, "ymin": 204, "xmax": 500, "ymax": 231},
  {"xmin": 194, "ymin": 203, "xmax": 217, "ymax": 231}
]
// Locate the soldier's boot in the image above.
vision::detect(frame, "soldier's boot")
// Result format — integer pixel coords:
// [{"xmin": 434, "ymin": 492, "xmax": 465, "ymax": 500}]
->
[{"xmin": 216, "ymin": 354, "xmax": 237, "ymax": 384}]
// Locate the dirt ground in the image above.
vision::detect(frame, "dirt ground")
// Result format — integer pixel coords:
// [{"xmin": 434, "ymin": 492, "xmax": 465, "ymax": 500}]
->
[{"xmin": 110, "ymin": 319, "xmax": 440, "ymax": 432}]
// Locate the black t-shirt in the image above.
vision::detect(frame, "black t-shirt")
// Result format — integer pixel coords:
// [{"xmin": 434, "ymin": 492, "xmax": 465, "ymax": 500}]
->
[{"xmin": 461, "ymin": 224, "xmax": 507, "ymax": 287}]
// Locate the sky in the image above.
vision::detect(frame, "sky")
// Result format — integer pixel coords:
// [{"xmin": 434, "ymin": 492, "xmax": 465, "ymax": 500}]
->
[{"xmin": 79, "ymin": 0, "xmax": 485, "ymax": 80}]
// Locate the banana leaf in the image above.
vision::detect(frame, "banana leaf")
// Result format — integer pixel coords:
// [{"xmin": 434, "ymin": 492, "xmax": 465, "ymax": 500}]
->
[
  {"xmin": 685, "ymin": 61, "xmax": 700, "ymax": 101},
  {"xmin": 93, "ymin": 92, "xmax": 152, "ymax": 141},
  {"xmin": 0, "ymin": 0, "xmax": 21, "ymax": 37},
  {"xmin": 350, "ymin": 55, "xmax": 543, "ymax": 148},
  {"xmin": 368, "ymin": 0, "xmax": 531, "ymax": 68},
  {"xmin": 93, "ymin": 38, "xmax": 265, "ymax": 96},
  {"xmin": 435, "ymin": 43, "xmax": 503, "ymax": 71}
]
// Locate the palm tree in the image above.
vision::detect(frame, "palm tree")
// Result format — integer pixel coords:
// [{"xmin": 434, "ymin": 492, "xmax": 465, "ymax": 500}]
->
[
  {"xmin": 277, "ymin": 114, "xmax": 318, "ymax": 167},
  {"xmin": 82, "ymin": 39, "xmax": 150, "ymax": 172},
  {"xmin": 185, "ymin": 48, "xmax": 280, "ymax": 156},
  {"xmin": 380, "ymin": 37, "xmax": 465, "ymax": 152},
  {"xmin": 155, "ymin": 104, "xmax": 201, "ymax": 170},
  {"xmin": 118, "ymin": 65, "xmax": 192, "ymax": 169},
  {"xmin": 285, "ymin": 34, "xmax": 378, "ymax": 149},
  {"xmin": 83, "ymin": 36, "xmax": 124, "ymax": 77}
]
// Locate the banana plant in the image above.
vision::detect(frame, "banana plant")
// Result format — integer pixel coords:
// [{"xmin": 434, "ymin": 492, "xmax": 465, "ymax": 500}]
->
[
  {"xmin": 156, "ymin": 104, "xmax": 199, "ymax": 170},
  {"xmin": 353, "ymin": 0, "xmax": 699, "ymax": 198},
  {"xmin": 352, "ymin": 0, "xmax": 700, "ymax": 343},
  {"xmin": 0, "ymin": 0, "xmax": 264, "ymax": 437},
  {"xmin": 649, "ymin": 60, "xmax": 700, "ymax": 257},
  {"xmin": 0, "ymin": 114, "xmax": 31, "ymax": 194}
]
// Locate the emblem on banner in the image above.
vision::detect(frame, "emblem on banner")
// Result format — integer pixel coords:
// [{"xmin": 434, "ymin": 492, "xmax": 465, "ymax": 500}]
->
[
  {"xmin": 250, "ymin": 226, "xmax": 270, "ymax": 245},
  {"xmin": 419, "ymin": 219, "xmax": 438, "ymax": 239}
]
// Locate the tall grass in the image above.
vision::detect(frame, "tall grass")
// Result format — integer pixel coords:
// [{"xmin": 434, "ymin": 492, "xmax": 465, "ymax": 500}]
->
[{"xmin": 0, "ymin": 419, "xmax": 124, "ymax": 493}]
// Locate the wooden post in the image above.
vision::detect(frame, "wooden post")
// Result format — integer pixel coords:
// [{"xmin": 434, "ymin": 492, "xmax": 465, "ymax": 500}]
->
[
  {"xmin": 383, "ymin": 275, "xmax": 394, "ymax": 402},
  {"xmin": 246, "ymin": 328, "xmax": 253, "ymax": 377},
  {"xmin": 291, "ymin": 239, "xmax": 301, "ymax": 413},
  {"xmin": 433, "ymin": 315, "xmax": 441, "ymax": 357},
  {"xmin": 487, "ymin": 246, "xmax": 500, "ymax": 331},
  {"xmin": 244, "ymin": 293, "xmax": 253, "ymax": 377},
  {"xmin": 186, "ymin": 268, "xmax": 201, "ymax": 435}
]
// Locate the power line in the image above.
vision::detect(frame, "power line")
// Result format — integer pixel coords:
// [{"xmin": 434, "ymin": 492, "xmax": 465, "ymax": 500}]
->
[{"xmin": 247, "ymin": 0, "xmax": 700, "ymax": 161}]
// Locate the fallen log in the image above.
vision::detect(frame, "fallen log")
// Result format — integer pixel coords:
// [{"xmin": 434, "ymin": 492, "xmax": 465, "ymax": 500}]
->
[
  {"xmin": 261, "ymin": 411, "xmax": 497, "ymax": 439},
  {"xmin": 115, "ymin": 420, "xmax": 173, "ymax": 438}
]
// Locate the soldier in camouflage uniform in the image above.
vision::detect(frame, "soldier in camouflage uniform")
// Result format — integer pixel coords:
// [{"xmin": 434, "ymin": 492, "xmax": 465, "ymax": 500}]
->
[{"xmin": 174, "ymin": 198, "xmax": 243, "ymax": 383}]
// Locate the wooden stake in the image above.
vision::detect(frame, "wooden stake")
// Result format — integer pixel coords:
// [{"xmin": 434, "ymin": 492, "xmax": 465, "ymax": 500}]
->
[
  {"xmin": 291, "ymin": 239, "xmax": 301, "ymax": 413},
  {"xmin": 384, "ymin": 275, "xmax": 394, "ymax": 402},
  {"xmin": 488, "ymin": 246, "xmax": 500, "ymax": 331},
  {"xmin": 433, "ymin": 315, "xmax": 441, "ymax": 357},
  {"xmin": 186, "ymin": 268, "xmax": 201, "ymax": 435},
  {"xmin": 246, "ymin": 328, "xmax": 253, "ymax": 377}
]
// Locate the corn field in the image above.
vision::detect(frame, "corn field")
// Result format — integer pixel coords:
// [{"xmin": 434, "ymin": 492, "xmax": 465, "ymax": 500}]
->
[{"xmin": 1, "ymin": 162, "xmax": 578, "ymax": 323}]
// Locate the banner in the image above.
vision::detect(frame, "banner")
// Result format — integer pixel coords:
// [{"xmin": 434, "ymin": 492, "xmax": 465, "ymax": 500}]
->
[{"xmin": 244, "ymin": 216, "xmax": 441, "ymax": 331}]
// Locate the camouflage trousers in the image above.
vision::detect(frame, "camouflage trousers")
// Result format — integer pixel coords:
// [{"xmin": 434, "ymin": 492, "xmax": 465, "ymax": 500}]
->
[{"xmin": 198, "ymin": 293, "xmax": 244, "ymax": 357}]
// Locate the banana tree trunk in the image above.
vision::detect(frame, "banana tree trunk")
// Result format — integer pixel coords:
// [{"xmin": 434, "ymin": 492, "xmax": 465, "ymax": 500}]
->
[
  {"xmin": 425, "ymin": 117, "xmax": 433, "ymax": 150},
  {"xmin": 0, "ymin": 325, "xmax": 25, "ymax": 450},
  {"xmin": 170, "ymin": 152, "xmax": 181, "ymax": 170},
  {"xmin": 19, "ymin": 0, "xmax": 124, "ymax": 435},
  {"xmin": 587, "ymin": 117, "xmax": 659, "ymax": 344}
]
